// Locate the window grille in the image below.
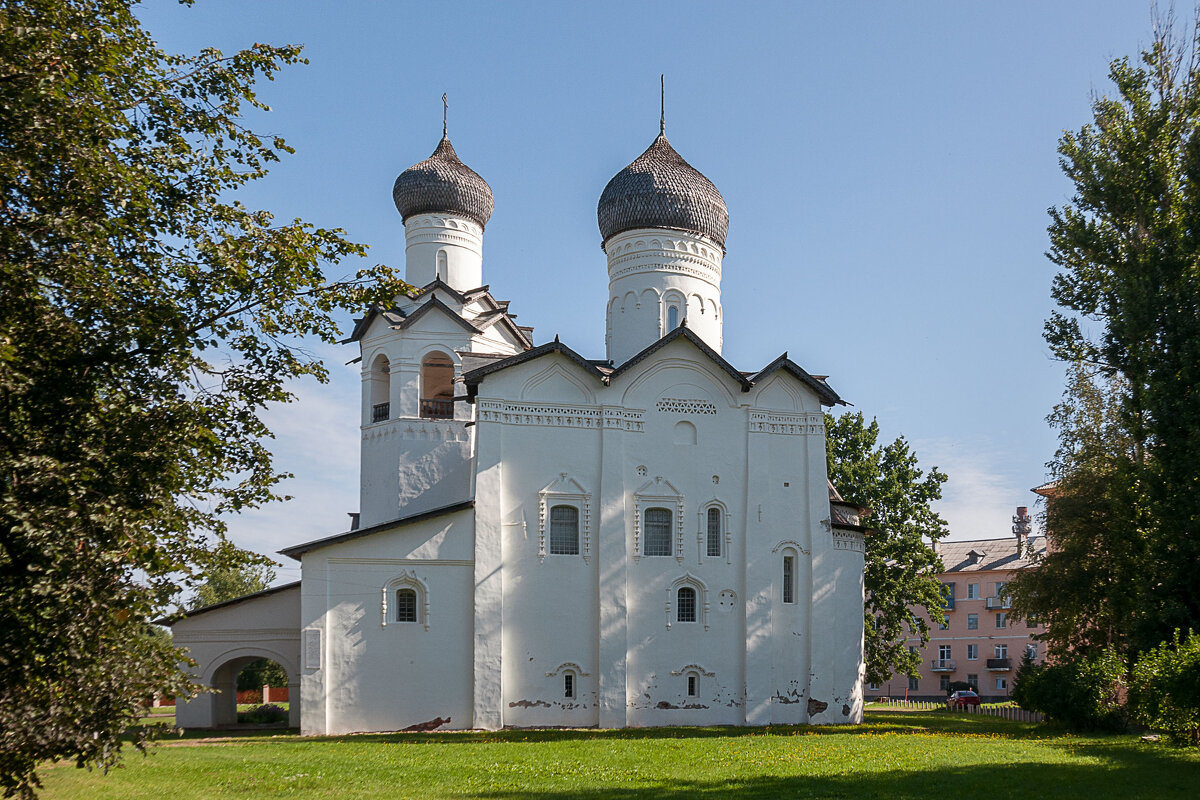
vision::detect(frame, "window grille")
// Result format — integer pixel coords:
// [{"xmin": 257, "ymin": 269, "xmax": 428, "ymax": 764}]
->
[
  {"xmin": 687, "ymin": 675, "xmax": 697, "ymax": 696},
  {"xmin": 782, "ymin": 555, "xmax": 796, "ymax": 604},
  {"xmin": 644, "ymin": 508, "xmax": 672, "ymax": 556},
  {"xmin": 706, "ymin": 508, "xmax": 721, "ymax": 557},
  {"xmin": 549, "ymin": 505, "xmax": 580, "ymax": 555},
  {"xmin": 677, "ymin": 586, "xmax": 697, "ymax": 623},
  {"xmin": 396, "ymin": 588, "xmax": 417, "ymax": 623},
  {"xmin": 564, "ymin": 673, "xmax": 574, "ymax": 699}
]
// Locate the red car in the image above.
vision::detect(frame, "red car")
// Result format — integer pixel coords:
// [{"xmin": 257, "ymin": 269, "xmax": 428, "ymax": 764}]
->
[{"xmin": 948, "ymin": 690, "xmax": 981, "ymax": 709}]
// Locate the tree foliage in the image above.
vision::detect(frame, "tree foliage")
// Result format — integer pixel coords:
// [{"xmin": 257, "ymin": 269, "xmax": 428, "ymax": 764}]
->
[
  {"xmin": 188, "ymin": 549, "xmax": 276, "ymax": 612},
  {"xmin": 1129, "ymin": 629, "xmax": 1200, "ymax": 746},
  {"xmin": 825, "ymin": 412, "xmax": 949, "ymax": 685},
  {"xmin": 1027, "ymin": 11, "xmax": 1200, "ymax": 656},
  {"xmin": 1010, "ymin": 648, "xmax": 1127, "ymax": 732},
  {"xmin": 0, "ymin": 1, "xmax": 403, "ymax": 795}
]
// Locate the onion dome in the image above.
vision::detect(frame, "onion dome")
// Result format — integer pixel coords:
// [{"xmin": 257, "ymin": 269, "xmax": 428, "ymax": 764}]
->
[
  {"xmin": 392, "ymin": 136, "xmax": 494, "ymax": 229},
  {"xmin": 597, "ymin": 134, "xmax": 728, "ymax": 248}
]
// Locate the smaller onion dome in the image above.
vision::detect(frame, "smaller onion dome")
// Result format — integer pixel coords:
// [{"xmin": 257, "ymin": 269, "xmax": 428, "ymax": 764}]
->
[
  {"xmin": 392, "ymin": 136, "xmax": 494, "ymax": 229},
  {"xmin": 597, "ymin": 134, "xmax": 728, "ymax": 248}
]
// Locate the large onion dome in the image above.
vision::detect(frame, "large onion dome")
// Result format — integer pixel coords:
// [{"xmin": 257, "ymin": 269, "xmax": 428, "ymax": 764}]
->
[
  {"xmin": 392, "ymin": 136, "xmax": 494, "ymax": 229},
  {"xmin": 597, "ymin": 133, "xmax": 728, "ymax": 248}
]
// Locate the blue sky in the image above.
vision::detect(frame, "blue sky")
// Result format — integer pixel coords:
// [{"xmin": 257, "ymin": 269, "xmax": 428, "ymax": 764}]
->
[{"xmin": 139, "ymin": 1, "xmax": 1159, "ymax": 581}]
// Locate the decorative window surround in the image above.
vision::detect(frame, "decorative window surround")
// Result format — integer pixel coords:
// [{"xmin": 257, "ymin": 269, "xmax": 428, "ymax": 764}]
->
[
  {"xmin": 545, "ymin": 662, "xmax": 591, "ymax": 678},
  {"xmin": 665, "ymin": 574, "xmax": 710, "ymax": 630},
  {"xmin": 670, "ymin": 663, "xmax": 716, "ymax": 677},
  {"xmin": 697, "ymin": 499, "xmax": 733, "ymax": 565},
  {"xmin": 380, "ymin": 570, "xmax": 430, "ymax": 631},
  {"xmin": 748, "ymin": 410, "xmax": 824, "ymax": 436},
  {"xmin": 632, "ymin": 477, "xmax": 686, "ymax": 563},
  {"xmin": 771, "ymin": 539, "xmax": 810, "ymax": 556},
  {"xmin": 538, "ymin": 474, "xmax": 592, "ymax": 563}
]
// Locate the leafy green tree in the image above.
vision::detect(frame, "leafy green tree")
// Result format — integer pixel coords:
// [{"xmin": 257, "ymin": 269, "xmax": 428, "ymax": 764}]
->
[
  {"xmin": 1007, "ymin": 363, "xmax": 1145, "ymax": 658},
  {"xmin": 0, "ymin": 1, "xmax": 403, "ymax": 795},
  {"xmin": 1129, "ymin": 629, "xmax": 1200, "ymax": 746},
  {"xmin": 189, "ymin": 550, "xmax": 276, "ymax": 612},
  {"xmin": 1043, "ymin": 13, "xmax": 1200, "ymax": 655},
  {"xmin": 825, "ymin": 412, "xmax": 949, "ymax": 685}
]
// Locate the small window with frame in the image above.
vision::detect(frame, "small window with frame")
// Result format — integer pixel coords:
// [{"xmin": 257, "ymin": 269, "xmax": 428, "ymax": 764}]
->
[
  {"xmin": 549, "ymin": 505, "xmax": 580, "ymax": 555},
  {"xmin": 564, "ymin": 673, "xmax": 574, "ymax": 699}
]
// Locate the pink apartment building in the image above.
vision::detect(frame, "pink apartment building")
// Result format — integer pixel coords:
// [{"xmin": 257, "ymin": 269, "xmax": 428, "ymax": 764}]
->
[{"xmin": 864, "ymin": 507, "xmax": 1044, "ymax": 702}]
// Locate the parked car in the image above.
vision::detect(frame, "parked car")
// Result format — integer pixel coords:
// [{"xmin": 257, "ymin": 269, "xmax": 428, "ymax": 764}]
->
[{"xmin": 948, "ymin": 689, "xmax": 981, "ymax": 709}]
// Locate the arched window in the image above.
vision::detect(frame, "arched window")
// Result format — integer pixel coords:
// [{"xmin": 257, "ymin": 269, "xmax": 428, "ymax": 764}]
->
[
  {"xmin": 667, "ymin": 305, "xmax": 679, "ymax": 330},
  {"xmin": 436, "ymin": 249, "xmax": 448, "ymax": 280},
  {"xmin": 644, "ymin": 508, "xmax": 673, "ymax": 556},
  {"xmin": 370, "ymin": 354, "xmax": 390, "ymax": 423},
  {"xmin": 706, "ymin": 508, "xmax": 722, "ymax": 557},
  {"xmin": 782, "ymin": 552, "xmax": 797, "ymax": 604},
  {"xmin": 564, "ymin": 673, "xmax": 575, "ymax": 699},
  {"xmin": 549, "ymin": 505, "xmax": 579, "ymax": 555},
  {"xmin": 676, "ymin": 586, "xmax": 697, "ymax": 622},
  {"xmin": 395, "ymin": 588, "xmax": 417, "ymax": 623},
  {"xmin": 420, "ymin": 351, "xmax": 455, "ymax": 418},
  {"xmin": 687, "ymin": 674, "xmax": 698, "ymax": 696}
]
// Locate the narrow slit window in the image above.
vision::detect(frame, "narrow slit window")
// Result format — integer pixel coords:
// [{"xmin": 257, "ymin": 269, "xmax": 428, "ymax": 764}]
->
[
  {"xmin": 549, "ymin": 505, "xmax": 580, "ymax": 555},
  {"xmin": 396, "ymin": 588, "xmax": 417, "ymax": 623},
  {"xmin": 667, "ymin": 305, "xmax": 679, "ymax": 330},
  {"xmin": 687, "ymin": 675, "xmax": 697, "ymax": 696},
  {"xmin": 783, "ymin": 555, "xmax": 796, "ymax": 604},
  {"xmin": 564, "ymin": 673, "xmax": 574, "ymax": 699},
  {"xmin": 643, "ymin": 508, "xmax": 672, "ymax": 556},
  {"xmin": 706, "ymin": 508, "xmax": 722, "ymax": 557}
]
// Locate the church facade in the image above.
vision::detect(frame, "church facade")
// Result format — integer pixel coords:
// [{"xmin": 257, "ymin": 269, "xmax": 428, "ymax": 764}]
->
[{"xmin": 172, "ymin": 123, "xmax": 868, "ymax": 734}]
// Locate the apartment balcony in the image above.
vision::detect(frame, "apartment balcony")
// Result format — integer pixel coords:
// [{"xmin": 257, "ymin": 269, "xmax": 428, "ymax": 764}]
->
[
  {"xmin": 930, "ymin": 659, "xmax": 956, "ymax": 672},
  {"xmin": 371, "ymin": 402, "xmax": 390, "ymax": 423},
  {"xmin": 986, "ymin": 658, "xmax": 1012, "ymax": 671},
  {"xmin": 985, "ymin": 597, "xmax": 1012, "ymax": 610},
  {"xmin": 419, "ymin": 398, "xmax": 454, "ymax": 419}
]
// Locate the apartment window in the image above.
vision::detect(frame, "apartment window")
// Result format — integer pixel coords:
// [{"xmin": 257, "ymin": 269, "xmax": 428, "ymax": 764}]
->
[
  {"xmin": 687, "ymin": 675, "xmax": 698, "ymax": 697},
  {"xmin": 549, "ymin": 505, "xmax": 580, "ymax": 555},
  {"xmin": 967, "ymin": 613, "xmax": 979, "ymax": 630},
  {"xmin": 706, "ymin": 507, "xmax": 722, "ymax": 557},
  {"xmin": 940, "ymin": 675, "xmax": 951, "ymax": 691},
  {"xmin": 995, "ymin": 581, "xmax": 1007, "ymax": 597},
  {"xmin": 676, "ymin": 586, "xmax": 697, "ymax": 623},
  {"xmin": 782, "ymin": 554, "xmax": 796, "ymax": 604},
  {"xmin": 994, "ymin": 644, "xmax": 1008, "ymax": 659},
  {"xmin": 967, "ymin": 674, "xmax": 979, "ymax": 689},
  {"xmin": 996, "ymin": 612, "xmax": 1007, "ymax": 629},
  {"xmin": 643, "ymin": 508, "xmax": 673, "ymax": 556},
  {"xmin": 564, "ymin": 673, "xmax": 574, "ymax": 699},
  {"xmin": 395, "ymin": 588, "xmax": 417, "ymax": 623},
  {"xmin": 967, "ymin": 582, "xmax": 979, "ymax": 599},
  {"xmin": 1027, "ymin": 615, "xmax": 1039, "ymax": 628},
  {"xmin": 908, "ymin": 676, "xmax": 919, "ymax": 692},
  {"xmin": 1025, "ymin": 643, "xmax": 1038, "ymax": 661},
  {"xmin": 938, "ymin": 620, "xmax": 949, "ymax": 630},
  {"xmin": 996, "ymin": 677, "xmax": 1008, "ymax": 691},
  {"xmin": 938, "ymin": 645, "xmax": 952, "ymax": 661},
  {"xmin": 967, "ymin": 644, "xmax": 978, "ymax": 660}
]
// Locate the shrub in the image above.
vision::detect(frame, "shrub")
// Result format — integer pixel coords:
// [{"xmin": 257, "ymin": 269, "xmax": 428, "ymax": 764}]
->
[
  {"xmin": 237, "ymin": 704, "xmax": 288, "ymax": 725},
  {"xmin": 1011, "ymin": 648, "xmax": 1125, "ymax": 731},
  {"xmin": 1129, "ymin": 630, "xmax": 1200, "ymax": 746}
]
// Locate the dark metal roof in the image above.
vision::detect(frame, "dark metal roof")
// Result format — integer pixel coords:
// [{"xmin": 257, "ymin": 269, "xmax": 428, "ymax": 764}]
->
[
  {"xmin": 939, "ymin": 537, "xmax": 1045, "ymax": 573},
  {"xmin": 749, "ymin": 353, "xmax": 845, "ymax": 407},
  {"xmin": 163, "ymin": 581, "xmax": 300, "ymax": 625},
  {"xmin": 463, "ymin": 338, "xmax": 607, "ymax": 398},
  {"xmin": 608, "ymin": 323, "xmax": 751, "ymax": 390},
  {"xmin": 598, "ymin": 134, "xmax": 728, "ymax": 248},
  {"xmin": 393, "ymin": 136, "xmax": 494, "ymax": 229},
  {"xmin": 279, "ymin": 500, "xmax": 475, "ymax": 560}
]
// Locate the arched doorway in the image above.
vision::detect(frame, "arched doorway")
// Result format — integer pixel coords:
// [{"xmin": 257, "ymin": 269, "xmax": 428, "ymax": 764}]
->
[
  {"xmin": 420, "ymin": 351, "xmax": 455, "ymax": 418},
  {"xmin": 179, "ymin": 647, "xmax": 300, "ymax": 729}
]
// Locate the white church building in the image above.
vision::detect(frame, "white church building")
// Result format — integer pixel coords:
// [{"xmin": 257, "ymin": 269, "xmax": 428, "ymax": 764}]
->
[{"xmin": 171, "ymin": 120, "xmax": 869, "ymax": 733}]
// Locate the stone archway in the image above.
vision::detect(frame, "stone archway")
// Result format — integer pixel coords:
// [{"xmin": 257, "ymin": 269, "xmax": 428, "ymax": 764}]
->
[{"xmin": 177, "ymin": 645, "xmax": 300, "ymax": 729}]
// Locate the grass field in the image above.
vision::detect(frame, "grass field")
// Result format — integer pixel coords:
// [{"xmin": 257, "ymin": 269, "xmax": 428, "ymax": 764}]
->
[{"xmin": 38, "ymin": 709, "xmax": 1200, "ymax": 799}]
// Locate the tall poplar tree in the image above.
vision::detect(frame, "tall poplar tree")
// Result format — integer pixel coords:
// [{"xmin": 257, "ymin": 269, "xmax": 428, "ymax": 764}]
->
[
  {"xmin": 825, "ymin": 412, "xmax": 949, "ymax": 684},
  {"xmin": 1042, "ymin": 13, "xmax": 1200, "ymax": 654},
  {"xmin": 0, "ymin": 1, "xmax": 404, "ymax": 794}
]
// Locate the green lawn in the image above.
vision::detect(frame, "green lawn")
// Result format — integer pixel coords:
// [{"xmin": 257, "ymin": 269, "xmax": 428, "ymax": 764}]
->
[{"xmin": 38, "ymin": 710, "xmax": 1200, "ymax": 799}]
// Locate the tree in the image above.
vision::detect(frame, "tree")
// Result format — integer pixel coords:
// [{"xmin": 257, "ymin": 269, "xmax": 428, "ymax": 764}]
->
[
  {"xmin": 188, "ymin": 550, "xmax": 276, "ymax": 612},
  {"xmin": 825, "ymin": 411, "xmax": 949, "ymax": 685},
  {"xmin": 1037, "ymin": 11, "xmax": 1200, "ymax": 655},
  {"xmin": 0, "ymin": 2, "xmax": 403, "ymax": 795},
  {"xmin": 1007, "ymin": 363, "xmax": 1145, "ymax": 658}
]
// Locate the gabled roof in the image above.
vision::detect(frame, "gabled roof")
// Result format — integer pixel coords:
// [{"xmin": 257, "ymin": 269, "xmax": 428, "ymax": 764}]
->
[
  {"xmin": 750, "ymin": 353, "xmax": 845, "ymax": 407},
  {"xmin": 163, "ymin": 581, "xmax": 300, "ymax": 625},
  {"xmin": 413, "ymin": 278, "xmax": 470, "ymax": 305},
  {"xmin": 394, "ymin": 294, "xmax": 483, "ymax": 335},
  {"xmin": 279, "ymin": 500, "xmax": 475, "ymax": 560},
  {"xmin": 938, "ymin": 536, "xmax": 1046, "ymax": 573},
  {"xmin": 344, "ymin": 303, "xmax": 408, "ymax": 344},
  {"xmin": 608, "ymin": 322, "xmax": 752, "ymax": 391},
  {"xmin": 462, "ymin": 337, "xmax": 607, "ymax": 397}
]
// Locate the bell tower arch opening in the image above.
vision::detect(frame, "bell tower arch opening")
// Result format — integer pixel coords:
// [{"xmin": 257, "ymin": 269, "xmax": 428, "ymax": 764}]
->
[{"xmin": 420, "ymin": 351, "xmax": 455, "ymax": 419}]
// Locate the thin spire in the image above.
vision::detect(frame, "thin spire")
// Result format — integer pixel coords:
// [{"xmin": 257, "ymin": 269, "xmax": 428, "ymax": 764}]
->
[
  {"xmin": 442, "ymin": 93, "xmax": 448, "ymax": 138},
  {"xmin": 659, "ymin": 74, "xmax": 665, "ymax": 135}
]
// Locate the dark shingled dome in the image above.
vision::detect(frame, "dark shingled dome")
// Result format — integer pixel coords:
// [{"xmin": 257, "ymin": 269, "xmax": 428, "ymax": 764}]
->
[
  {"xmin": 393, "ymin": 136, "xmax": 494, "ymax": 229},
  {"xmin": 598, "ymin": 134, "xmax": 728, "ymax": 248}
]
